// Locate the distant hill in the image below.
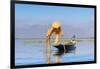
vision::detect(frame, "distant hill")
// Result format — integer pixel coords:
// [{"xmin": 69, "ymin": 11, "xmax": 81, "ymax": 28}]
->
[{"xmin": 15, "ymin": 23, "xmax": 94, "ymax": 38}]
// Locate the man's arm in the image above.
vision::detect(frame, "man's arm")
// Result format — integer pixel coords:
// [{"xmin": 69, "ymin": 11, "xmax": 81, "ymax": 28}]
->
[{"xmin": 46, "ymin": 28, "xmax": 53, "ymax": 45}]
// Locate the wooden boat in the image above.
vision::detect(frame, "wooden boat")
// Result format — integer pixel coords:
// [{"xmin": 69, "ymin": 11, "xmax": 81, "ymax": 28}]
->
[{"xmin": 53, "ymin": 40, "xmax": 76, "ymax": 52}]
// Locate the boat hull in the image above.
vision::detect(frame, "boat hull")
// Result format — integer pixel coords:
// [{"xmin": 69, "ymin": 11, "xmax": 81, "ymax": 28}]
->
[{"xmin": 53, "ymin": 44, "xmax": 76, "ymax": 53}]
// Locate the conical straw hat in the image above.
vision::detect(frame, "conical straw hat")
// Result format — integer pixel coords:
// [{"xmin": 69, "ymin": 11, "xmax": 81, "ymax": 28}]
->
[{"xmin": 52, "ymin": 21, "xmax": 60, "ymax": 28}]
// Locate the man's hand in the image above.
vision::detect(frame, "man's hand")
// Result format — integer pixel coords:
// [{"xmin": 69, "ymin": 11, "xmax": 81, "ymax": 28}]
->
[{"xmin": 46, "ymin": 36, "xmax": 50, "ymax": 45}]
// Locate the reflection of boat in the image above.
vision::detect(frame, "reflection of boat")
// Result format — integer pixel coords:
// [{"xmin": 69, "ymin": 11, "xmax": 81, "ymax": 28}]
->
[{"xmin": 54, "ymin": 44, "xmax": 76, "ymax": 57}]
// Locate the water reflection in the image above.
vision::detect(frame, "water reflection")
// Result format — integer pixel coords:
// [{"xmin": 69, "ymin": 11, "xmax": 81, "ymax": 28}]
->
[
  {"xmin": 15, "ymin": 40, "xmax": 94, "ymax": 65},
  {"xmin": 54, "ymin": 46, "xmax": 76, "ymax": 56},
  {"xmin": 45, "ymin": 43, "xmax": 51, "ymax": 64},
  {"xmin": 45, "ymin": 44, "xmax": 76, "ymax": 64}
]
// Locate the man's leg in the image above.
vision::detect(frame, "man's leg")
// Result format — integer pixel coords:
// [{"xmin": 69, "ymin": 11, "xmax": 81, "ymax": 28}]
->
[{"xmin": 54, "ymin": 34, "xmax": 60, "ymax": 44}]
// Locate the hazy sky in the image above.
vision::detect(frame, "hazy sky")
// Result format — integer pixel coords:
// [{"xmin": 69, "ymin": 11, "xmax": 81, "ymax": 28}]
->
[{"xmin": 15, "ymin": 4, "xmax": 94, "ymax": 38}]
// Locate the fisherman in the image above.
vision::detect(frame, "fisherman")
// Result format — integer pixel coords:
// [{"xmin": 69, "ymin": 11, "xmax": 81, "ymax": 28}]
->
[{"xmin": 46, "ymin": 21, "xmax": 64, "ymax": 45}]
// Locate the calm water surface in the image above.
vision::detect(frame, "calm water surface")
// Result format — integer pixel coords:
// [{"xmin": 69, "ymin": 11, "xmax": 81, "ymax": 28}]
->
[{"xmin": 15, "ymin": 39, "xmax": 94, "ymax": 66}]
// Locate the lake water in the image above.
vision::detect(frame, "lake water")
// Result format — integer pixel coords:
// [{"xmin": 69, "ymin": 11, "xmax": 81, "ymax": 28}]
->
[{"xmin": 15, "ymin": 39, "xmax": 94, "ymax": 66}]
